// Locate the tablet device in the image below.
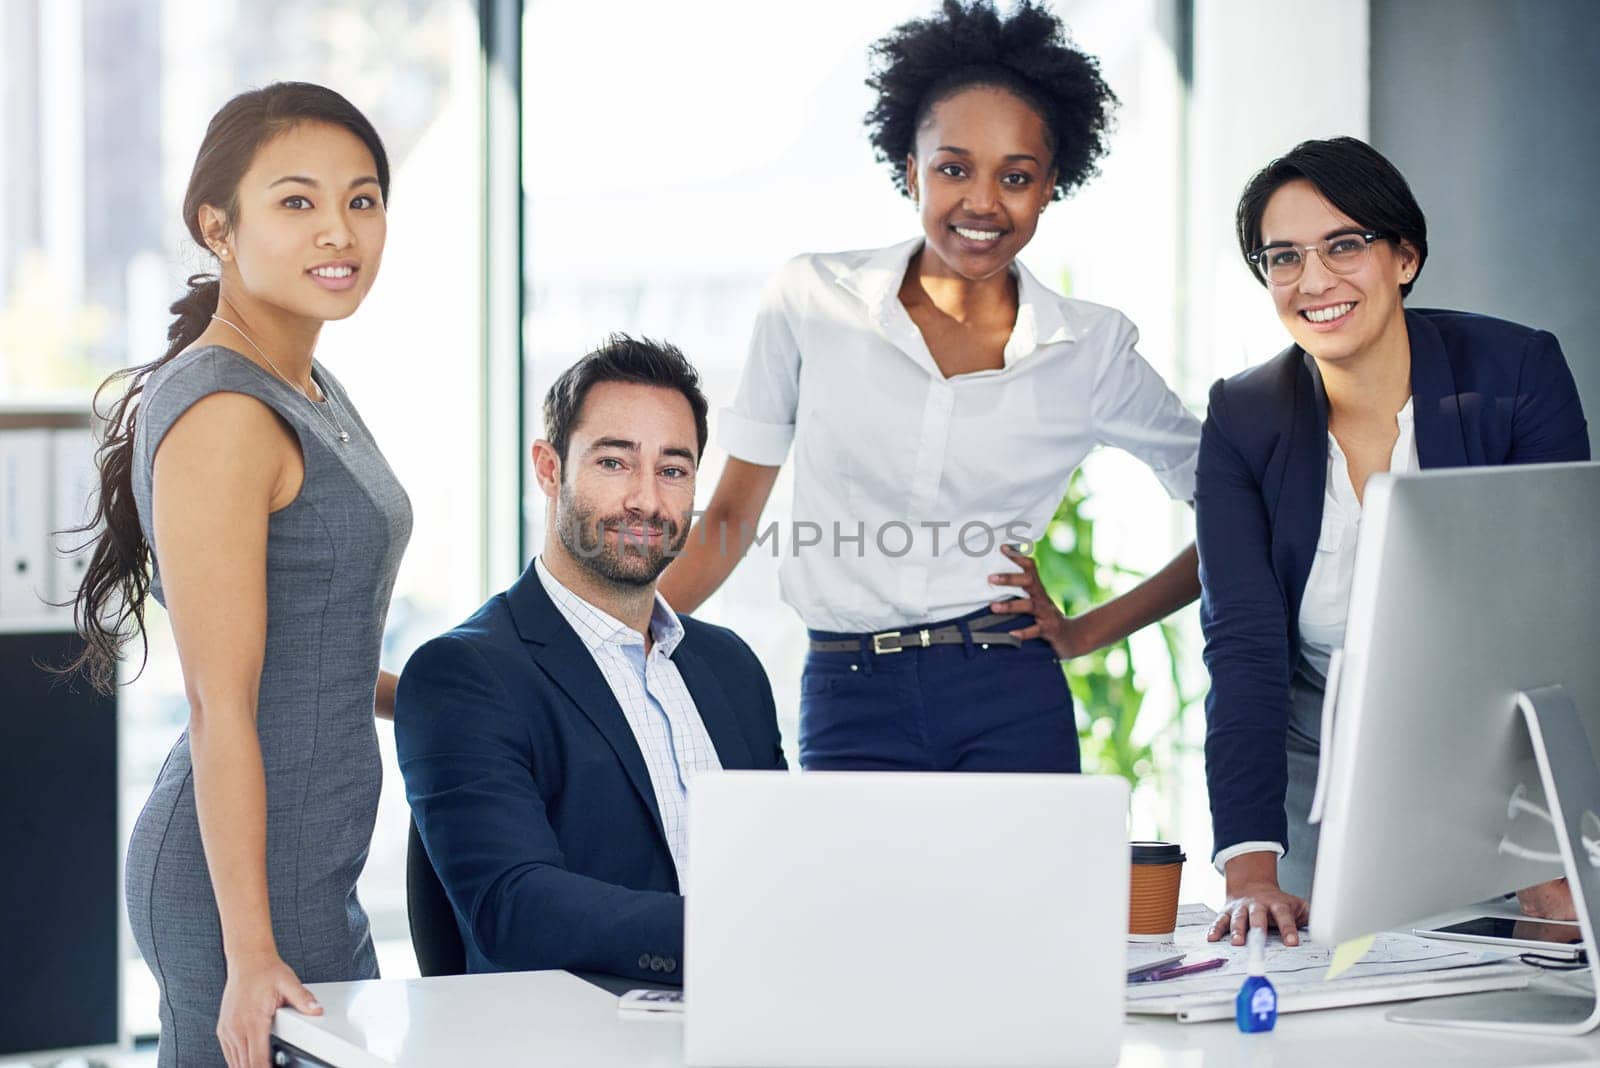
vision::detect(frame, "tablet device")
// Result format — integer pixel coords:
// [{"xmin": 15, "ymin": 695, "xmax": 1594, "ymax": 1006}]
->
[{"xmin": 1415, "ymin": 915, "xmax": 1583, "ymax": 960}]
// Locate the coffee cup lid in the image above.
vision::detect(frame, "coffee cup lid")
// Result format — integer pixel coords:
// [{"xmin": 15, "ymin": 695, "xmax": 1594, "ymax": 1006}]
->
[{"xmin": 1130, "ymin": 841, "xmax": 1186, "ymax": 865}]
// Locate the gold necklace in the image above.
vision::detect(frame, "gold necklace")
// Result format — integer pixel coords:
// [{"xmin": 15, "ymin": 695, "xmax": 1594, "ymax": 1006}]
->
[{"xmin": 210, "ymin": 315, "xmax": 352, "ymax": 444}]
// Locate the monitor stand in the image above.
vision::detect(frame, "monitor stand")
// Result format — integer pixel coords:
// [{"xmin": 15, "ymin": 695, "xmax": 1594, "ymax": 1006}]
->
[{"xmin": 1388, "ymin": 684, "xmax": 1600, "ymax": 1034}]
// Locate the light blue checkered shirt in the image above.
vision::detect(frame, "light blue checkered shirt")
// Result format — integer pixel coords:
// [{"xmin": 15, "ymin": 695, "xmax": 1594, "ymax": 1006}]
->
[{"xmin": 534, "ymin": 556, "xmax": 722, "ymax": 889}]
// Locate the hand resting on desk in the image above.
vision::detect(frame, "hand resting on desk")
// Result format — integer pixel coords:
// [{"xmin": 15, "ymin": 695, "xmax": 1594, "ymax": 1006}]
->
[{"xmin": 1207, "ymin": 851, "xmax": 1309, "ymax": 947}]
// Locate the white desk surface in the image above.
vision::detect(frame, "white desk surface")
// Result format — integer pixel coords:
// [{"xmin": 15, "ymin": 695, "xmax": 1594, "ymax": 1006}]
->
[{"xmin": 274, "ymin": 906, "xmax": 1600, "ymax": 1068}]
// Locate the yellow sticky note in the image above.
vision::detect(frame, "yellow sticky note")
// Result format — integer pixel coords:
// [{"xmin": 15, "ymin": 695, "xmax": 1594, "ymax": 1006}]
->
[{"xmin": 1325, "ymin": 934, "xmax": 1376, "ymax": 979}]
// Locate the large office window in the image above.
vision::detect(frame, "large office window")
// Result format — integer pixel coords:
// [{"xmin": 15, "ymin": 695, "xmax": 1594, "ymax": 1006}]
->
[
  {"xmin": 1, "ymin": 0, "xmax": 485, "ymax": 1035},
  {"xmin": 524, "ymin": 0, "xmax": 928, "ymax": 767}
]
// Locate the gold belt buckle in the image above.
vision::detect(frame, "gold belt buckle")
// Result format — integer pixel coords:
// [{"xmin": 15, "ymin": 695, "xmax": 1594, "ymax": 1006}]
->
[{"xmin": 872, "ymin": 630, "xmax": 902, "ymax": 655}]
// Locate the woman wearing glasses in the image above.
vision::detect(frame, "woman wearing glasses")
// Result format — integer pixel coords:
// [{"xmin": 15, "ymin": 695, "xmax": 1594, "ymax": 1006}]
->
[
  {"xmin": 1197, "ymin": 136, "xmax": 1590, "ymax": 947},
  {"xmin": 659, "ymin": 0, "xmax": 1202, "ymax": 773}
]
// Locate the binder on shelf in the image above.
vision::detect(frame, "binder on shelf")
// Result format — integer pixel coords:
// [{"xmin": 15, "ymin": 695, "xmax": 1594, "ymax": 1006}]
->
[
  {"xmin": 49, "ymin": 428, "xmax": 98, "ymax": 613},
  {"xmin": 0, "ymin": 429, "xmax": 52, "ymax": 620}
]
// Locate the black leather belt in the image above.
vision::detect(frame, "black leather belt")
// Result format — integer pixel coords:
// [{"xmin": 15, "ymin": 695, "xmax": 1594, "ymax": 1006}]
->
[{"xmin": 809, "ymin": 612, "xmax": 1026, "ymax": 655}]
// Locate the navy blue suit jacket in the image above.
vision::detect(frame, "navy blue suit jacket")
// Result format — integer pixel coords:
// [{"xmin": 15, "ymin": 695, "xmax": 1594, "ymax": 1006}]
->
[
  {"xmin": 394, "ymin": 562, "xmax": 787, "ymax": 981},
  {"xmin": 1196, "ymin": 309, "xmax": 1590, "ymax": 857}
]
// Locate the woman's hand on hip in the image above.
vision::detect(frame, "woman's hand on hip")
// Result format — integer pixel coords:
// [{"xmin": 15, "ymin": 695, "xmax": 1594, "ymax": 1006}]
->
[
  {"xmin": 1209, "ymin": 852, "xmax": 1310, "ymax": 947},
  {"xmin": 217, "ymin": 949, "xmax": 322, "ymax": 1068},
  {"xmin": 989, "ymin": 544, "xmax": 1098, "ymax": 659}
]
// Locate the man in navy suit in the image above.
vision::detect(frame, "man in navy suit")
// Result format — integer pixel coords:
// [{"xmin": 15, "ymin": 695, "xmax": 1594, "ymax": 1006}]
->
[{"xmin": 396, "ymin": 334, "xmax": 786, "ymax": 982}]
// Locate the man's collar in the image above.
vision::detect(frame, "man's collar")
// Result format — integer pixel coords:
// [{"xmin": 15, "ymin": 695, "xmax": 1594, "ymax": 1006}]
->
[{"xmin": 533, "ymin": 555, "xmax": 684, "ymax": 656}]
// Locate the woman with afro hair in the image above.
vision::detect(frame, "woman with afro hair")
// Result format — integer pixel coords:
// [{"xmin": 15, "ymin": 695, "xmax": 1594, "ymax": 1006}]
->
[{"xmin": 660, "ymin": 0, "xmax": 1201, "ymax": 774}]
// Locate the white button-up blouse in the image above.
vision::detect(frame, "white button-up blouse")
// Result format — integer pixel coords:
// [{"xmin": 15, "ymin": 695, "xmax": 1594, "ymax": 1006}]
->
[
  {"xmin": 719, "ymin": 237, "xmax": 1201, "ymax": 635},
  {"xmin": 1298, "ymin": 397, "xmax": 1420, "ymax": 681}
]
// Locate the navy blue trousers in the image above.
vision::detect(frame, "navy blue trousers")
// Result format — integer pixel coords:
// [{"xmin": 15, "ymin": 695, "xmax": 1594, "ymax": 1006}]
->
[{"xmin": 799, "ymin": 607, "xmax": 1081, "ymax": 773}]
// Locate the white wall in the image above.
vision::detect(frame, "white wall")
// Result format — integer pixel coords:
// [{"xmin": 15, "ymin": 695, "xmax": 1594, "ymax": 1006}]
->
[
  {"xmin": 1186, "ymin": 0, "xmax": 1369, "ymax": 388},
  {"xmin": 1176, "ymin": 0, "xmax": 1371, "ymax": 902}
]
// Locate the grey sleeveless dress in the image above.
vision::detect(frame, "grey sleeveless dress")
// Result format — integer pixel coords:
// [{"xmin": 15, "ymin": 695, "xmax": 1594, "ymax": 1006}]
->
[{"xmin": 124, "ymin": 345, "xmax": 411, "ymax": 1066}]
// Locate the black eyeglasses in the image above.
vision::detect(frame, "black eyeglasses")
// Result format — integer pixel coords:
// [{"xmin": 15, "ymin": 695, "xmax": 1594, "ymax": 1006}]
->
[{"xmin": 1247, "ymin": 231, "xmax": 1391, "ymax": 286}]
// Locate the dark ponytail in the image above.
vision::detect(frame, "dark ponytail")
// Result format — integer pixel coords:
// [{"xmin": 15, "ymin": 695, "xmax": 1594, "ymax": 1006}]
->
[{"xmin": 61, "ymin": 83, "xmax": 390, "ymax": 693}]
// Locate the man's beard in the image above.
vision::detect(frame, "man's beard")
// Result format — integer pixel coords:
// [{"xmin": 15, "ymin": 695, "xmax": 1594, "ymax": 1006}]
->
[{"xmin": 556, "ymin": 480, "xmax": 690, "ymax": 589}]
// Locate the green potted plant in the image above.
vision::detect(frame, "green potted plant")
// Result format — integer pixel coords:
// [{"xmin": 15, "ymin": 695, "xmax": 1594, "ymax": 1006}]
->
[{"xmin": 1031, "ymin": 469, "xmax": 1196, "ymax": 790}]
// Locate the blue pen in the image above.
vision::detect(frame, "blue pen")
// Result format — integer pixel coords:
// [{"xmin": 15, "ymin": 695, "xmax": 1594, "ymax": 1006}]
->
[{"xmin": 1129, "ymin": 956, "xmax": 1228, "ymax": 983}]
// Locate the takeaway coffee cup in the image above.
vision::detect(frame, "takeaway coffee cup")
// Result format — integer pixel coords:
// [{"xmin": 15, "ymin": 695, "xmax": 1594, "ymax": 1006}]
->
[{"xmin": 1128, "ymin": 841, "xmax": 1186, "ymax": 941}]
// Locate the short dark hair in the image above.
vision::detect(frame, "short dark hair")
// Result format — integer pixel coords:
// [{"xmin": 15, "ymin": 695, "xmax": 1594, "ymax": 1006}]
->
[
  {"xmin": 543, "ymin": 334, "xmax": 709, "ymax": 465},
  {"xmin": 864, "ymin": 0, "xmax": 1117, "ymax": 202},
  {"xmin": 1235, "ymin": 136, "xmax": 1429, "ymax": 297}
]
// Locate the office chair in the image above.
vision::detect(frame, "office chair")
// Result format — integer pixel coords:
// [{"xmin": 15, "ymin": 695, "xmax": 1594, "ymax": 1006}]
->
[{"xmin": 406, "ymin": 816, "xmax": 467, "ymax": 977}]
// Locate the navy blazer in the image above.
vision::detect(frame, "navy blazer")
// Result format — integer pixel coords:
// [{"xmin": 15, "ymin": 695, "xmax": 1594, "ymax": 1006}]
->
[
  {"xmin": 394, "ymin": 562, "xmax": 787, "ymax": 981},
  {"xmin": 1196, "ymin": 308, "xmax": 1590, "ymax": 857}
]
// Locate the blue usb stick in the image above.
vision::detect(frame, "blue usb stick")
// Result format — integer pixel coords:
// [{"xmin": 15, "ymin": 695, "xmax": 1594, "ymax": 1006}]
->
[{"xmin": 1235, "ymin": 927, "xmax": 1277, "ymax": 1032}]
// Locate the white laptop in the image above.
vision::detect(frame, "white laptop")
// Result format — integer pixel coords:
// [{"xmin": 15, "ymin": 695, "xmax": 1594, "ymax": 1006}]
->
[{"xmin": 684, "ymin": 771, "xmax": 1129, "ymax": 1068}]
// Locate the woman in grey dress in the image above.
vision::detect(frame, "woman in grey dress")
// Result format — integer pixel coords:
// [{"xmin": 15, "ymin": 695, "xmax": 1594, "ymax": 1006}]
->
[{"xmin": 65, "ymin": 84, "xmax": 410, "ymax": 1067}]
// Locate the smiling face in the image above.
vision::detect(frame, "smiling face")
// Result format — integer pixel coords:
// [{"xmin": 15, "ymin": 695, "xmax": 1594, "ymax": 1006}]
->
[
  {"xmin": 208, "ymin": 121, "xmax": 387, "ymax": 323},
  {"xmin": 905, "ymin": 85, "xmax": 1056, "ymax": 283},
  {"xmin": 1259, "ymin": 178, "xmax": 1418, "ymax": 365},
  {"xmin": 540, "ymin": 381, "xmax": 699, "ymax": 589}
]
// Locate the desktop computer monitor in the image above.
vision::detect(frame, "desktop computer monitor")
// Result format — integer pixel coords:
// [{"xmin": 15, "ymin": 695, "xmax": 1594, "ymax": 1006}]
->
[{"xmin": 1310, "ymin": 461, "xmax": 1600, "ymax": 1033}]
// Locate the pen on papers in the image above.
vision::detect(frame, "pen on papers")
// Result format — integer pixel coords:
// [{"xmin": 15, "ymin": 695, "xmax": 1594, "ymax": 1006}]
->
[{"xmin": 1128, "ymin": 957, "xmax": 1228, "ymax": 984}]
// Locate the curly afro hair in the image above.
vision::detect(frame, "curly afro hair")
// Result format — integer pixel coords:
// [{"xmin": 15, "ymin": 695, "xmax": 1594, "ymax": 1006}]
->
[{"xmin": 864, "ymin": 0, "xmax": 1117, "ymax": 202}]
